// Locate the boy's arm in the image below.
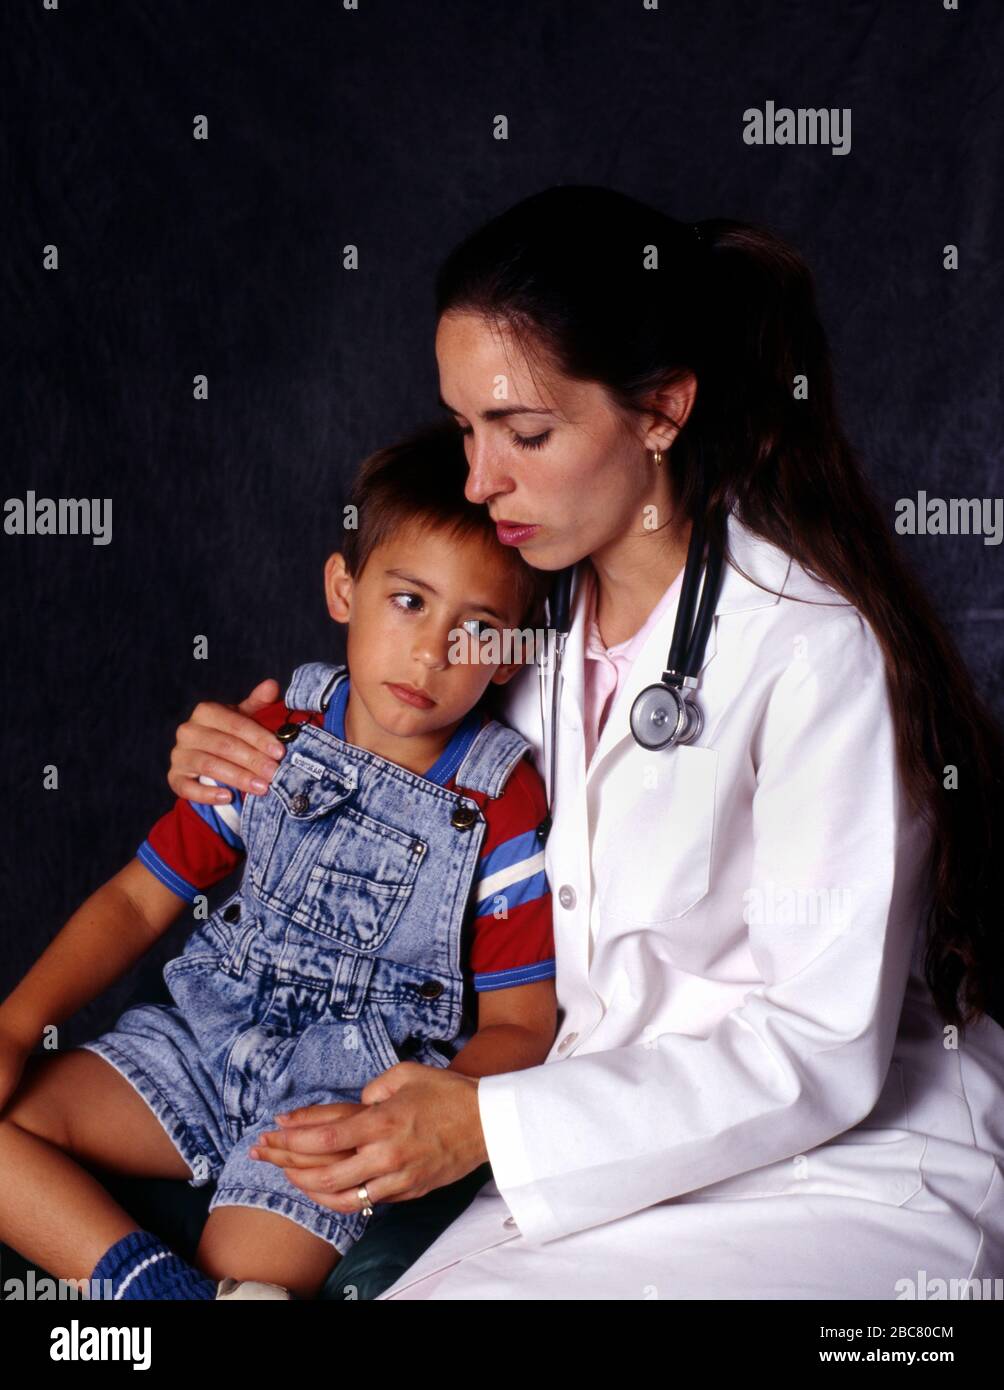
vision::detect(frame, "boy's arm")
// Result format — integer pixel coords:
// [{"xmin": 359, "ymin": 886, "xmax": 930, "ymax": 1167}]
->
[
  {"xmin": 448, "ymin": 980, "xmax": 557, "ymax": 1079},
  {"xmin": 0, "ymin": 859, "xmax": 188, "ymax": 1052}
]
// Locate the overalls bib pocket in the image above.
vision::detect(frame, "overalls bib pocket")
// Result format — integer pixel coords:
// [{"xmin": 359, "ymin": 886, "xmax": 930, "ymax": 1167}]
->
[
  {"xmin": 246, "ymin": 746, "xmax": 427, "ymax": 952},
  {"xmin": 303, "ymin": 808, "xmax": 427, "ymax": 952}
]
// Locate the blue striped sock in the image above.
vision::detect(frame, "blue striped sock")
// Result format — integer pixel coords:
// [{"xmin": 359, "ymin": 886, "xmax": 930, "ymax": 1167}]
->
[{"xmin": 90, "ymin": 1229, "xmax": 217, "ymax": 1300}]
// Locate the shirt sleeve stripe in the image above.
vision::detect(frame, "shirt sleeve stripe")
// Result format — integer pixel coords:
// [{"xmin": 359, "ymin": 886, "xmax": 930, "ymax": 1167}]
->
[
  {"xmin": 475, "ymin": 850, "xmax": 546, "ymax": 905},
  {"xmin": 474, "ymin": 867, "xmax": 548, "ymax": 918},
  {"xmin": 476, "ymin": 827, "xmax": 544, "ymax": 881},
  {"xmin": 473, "ymin": 958, "xmax": 556, "ymax": 992},
  {"xmin": 136, "ymin": 840, "xmax": 199, "ymax": 903}
]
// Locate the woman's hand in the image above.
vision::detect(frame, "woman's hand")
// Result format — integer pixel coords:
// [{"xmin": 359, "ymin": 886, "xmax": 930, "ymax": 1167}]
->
[
  {"xmin": 249, "ymin": 1062, "xmax": 488, "ymax": 1210},
  {"xmin": 168, "ymin": 679, "xmax": 286, "ymax": 803}
]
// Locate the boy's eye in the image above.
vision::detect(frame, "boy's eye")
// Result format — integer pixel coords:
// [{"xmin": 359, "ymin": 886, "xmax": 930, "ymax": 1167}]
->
[
  {"xmin": 455, "ymin": 423, "xmax": 552, "ymax": 451},
  {"xmin": 390, "ymin": 598, "xmax": 495, "ymax": 642},
  {"xmin": 390, "ymin": 592, "xmax": 423, "ymax": 613},
  {"xmin": 461, "ymin": 618, "xmax": 497, "ymax": 640}
]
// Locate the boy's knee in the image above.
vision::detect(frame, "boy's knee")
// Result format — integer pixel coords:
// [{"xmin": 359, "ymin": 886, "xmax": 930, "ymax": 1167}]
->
[
  {"xmin": 1, "ymin": 1094, "xmax": 70, "ymax": 1151},
  {"xmin": 1, "ymin": 1055, "xmax": 75, "ymax": 1150}
]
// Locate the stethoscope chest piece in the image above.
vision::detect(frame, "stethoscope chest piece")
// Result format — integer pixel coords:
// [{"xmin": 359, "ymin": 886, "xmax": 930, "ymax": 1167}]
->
[
  {"xmin": 629, "ymin": 677, "xmax": 704, "ymax": 751},
  {"xmin": 625, "ymin": 494, "xmax": 726, "ymax": 754}
]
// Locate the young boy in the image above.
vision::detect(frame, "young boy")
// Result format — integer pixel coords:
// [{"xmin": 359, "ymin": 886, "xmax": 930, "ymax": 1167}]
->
[{"xmin": 0, "ymin": 421, "xmax": 557, "ymax": 1300}]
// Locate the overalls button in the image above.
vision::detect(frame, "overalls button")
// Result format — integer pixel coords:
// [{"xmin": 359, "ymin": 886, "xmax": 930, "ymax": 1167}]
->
[
  {"xmin": 290, "ymin": 791, "xmax": 310, "ymax": 815},
  {"xmin": 450, "ymin": 804, "xmax": 478, "ymax": 830},
  {"xmin": 222, "ymin": 903, "xmax": 241, "ymax": 923},
  {"xmin": 276, "ymin": 721, "xmax": 301, "ymax": 743},
  {"xmin": 417, "ymin": 979, "xmax": 444, "ymax": 999}
]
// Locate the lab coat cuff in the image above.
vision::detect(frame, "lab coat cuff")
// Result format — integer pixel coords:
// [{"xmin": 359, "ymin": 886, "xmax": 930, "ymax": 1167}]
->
[{"xmin": 477, "ymin": 1073, "xmax": 555, "ymax": 1244}]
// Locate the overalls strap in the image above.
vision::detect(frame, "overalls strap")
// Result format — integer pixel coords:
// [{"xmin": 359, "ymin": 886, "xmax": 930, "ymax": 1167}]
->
[
  {"xmin": 454, "ymin": 722, "xmax": 532, "ymax": 798},
  {"xmin": 283, "ymin": 661, "xmax": 347, "ymax": 712}
]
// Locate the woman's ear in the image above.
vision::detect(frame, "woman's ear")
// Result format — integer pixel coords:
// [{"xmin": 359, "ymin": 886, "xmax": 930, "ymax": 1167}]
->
[
  {"xmin": 641, "ymin": 369, "xmax": 698, "ymax": 454},
  {"xmin": 324, "ymin": 551, "xmax": 354, "ymax": 623}
]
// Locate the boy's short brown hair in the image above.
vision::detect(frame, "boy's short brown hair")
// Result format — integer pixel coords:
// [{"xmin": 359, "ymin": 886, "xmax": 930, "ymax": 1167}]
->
[{"xmin": 341, "ymin": 419, "xmax": 552, "ymax": 631}]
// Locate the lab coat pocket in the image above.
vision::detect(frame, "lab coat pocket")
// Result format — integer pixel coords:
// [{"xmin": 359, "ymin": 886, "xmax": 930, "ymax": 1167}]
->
[{"xmin": 597, "ymin": 744, "xmax": 718, "ymax": 924}]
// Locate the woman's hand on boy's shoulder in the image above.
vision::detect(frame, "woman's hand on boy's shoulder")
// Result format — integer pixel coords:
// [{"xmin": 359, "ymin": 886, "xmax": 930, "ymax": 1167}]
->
[{"xmin": 168, "ymin": 678, "xmax": 287, "ymax": 803}]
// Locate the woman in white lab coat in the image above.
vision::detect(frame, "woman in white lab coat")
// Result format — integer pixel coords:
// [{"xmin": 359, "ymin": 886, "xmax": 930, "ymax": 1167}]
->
[{"xmin": 166, "ymin": 186, "xmax": 1004, "ymax": 1299}]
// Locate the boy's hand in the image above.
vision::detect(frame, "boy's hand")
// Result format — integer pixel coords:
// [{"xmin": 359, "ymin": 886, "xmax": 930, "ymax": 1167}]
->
[
  {"xmin": 249, "ymin": 1064, "xmax": 486, "ymax": 1209},
  {"xmin": 168, "ymin": 679, "xmax": 286, "ymax": 802}
]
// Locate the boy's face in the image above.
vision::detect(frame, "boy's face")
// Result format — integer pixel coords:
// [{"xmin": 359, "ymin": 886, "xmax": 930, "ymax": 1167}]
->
[{"xmin": 324, "ymin": 520, "xmax": 529, "ymax": 744}]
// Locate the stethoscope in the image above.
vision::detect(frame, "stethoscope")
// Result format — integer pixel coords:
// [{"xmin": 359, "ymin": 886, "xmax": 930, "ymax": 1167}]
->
[{"xmin": 537, "ymin": 498, "xmax": 726, "ymax": 823}]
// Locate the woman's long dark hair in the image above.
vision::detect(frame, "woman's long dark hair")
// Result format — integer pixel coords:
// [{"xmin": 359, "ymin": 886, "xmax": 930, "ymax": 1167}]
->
[{"xmin": 434, "ymin": 184, "xmax": 1004, "ymax": 1031}]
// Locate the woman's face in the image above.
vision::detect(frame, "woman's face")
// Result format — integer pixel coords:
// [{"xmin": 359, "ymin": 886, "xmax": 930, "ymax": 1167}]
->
[{"xmin": 435, "ymin": 309, "xmax": 689, "ymax": 573}]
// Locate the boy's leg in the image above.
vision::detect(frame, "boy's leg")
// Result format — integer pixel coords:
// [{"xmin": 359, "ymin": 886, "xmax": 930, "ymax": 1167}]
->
[
  {"xmin": 195, "ymin": 1207, "xmax": 342, "ymax": 1300},
  {"xmin": 0, "ymin": 1049, "xmax": 192, "ymax": 1282}
]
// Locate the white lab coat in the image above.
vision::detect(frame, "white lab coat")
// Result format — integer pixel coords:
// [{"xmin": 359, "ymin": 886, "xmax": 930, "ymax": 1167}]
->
[{"xmin": 380, "ymin": 510, "xmax": 1004, "ymax": 1299}]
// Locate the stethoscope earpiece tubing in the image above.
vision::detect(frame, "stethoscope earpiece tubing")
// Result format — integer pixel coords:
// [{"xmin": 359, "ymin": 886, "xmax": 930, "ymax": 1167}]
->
[
  {"xmin": 681, "ymin": 509, "xmax": 725, "ymax": 678},
  {"xmin": 667, "ymin": 509, "xmax": 708, "ymax": 677}
]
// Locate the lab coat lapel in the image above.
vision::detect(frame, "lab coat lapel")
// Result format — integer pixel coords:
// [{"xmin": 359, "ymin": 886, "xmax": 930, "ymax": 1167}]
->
[{"xmin": 585, "ymin": 511, "xmax": 793, "ymax": 779}]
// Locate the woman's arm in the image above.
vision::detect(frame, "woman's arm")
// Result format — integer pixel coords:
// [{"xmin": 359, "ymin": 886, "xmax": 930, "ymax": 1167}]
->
[
  {"xmin": 168, "ymin": 679, "xmax": 286, "ymax": 804},
  {"xmin": 472, "ymin": 611, "xmax": 929, "ymax": 1246},
  {"xmin": 0, "ymin": 859, "xmax": 188, "ymax": 1051}
]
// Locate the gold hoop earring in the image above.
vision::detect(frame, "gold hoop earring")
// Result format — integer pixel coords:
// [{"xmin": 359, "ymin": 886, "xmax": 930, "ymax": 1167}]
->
[{"xmin": 652, "ymin": 448, "xmax": 663, "ymax": 467}]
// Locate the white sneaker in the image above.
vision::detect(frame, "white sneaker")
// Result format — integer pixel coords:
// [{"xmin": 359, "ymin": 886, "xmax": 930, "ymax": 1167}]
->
[{"xmin": 215, "ymin": 1276, "xmax": 293, "ymax": 1300}]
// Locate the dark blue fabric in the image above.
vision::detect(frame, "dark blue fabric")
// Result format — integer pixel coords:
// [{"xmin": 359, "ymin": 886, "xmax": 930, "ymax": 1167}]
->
[
  {"xmin": 319, "ymin": 1163, "xmax": 492, "ymax": 1300},
  {"xmin": 90, "ymin": 1227, "xmax": 216, "ymax": 1300}
]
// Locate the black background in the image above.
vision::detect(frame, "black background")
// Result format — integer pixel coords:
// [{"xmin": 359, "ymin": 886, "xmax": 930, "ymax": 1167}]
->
[{"xmin": 3, "ymin": 0, "xmax": 1002, "ymax": 1041}]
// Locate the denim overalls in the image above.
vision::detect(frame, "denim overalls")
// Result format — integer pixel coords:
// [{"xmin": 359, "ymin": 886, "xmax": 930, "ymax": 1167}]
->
[{"xmin": 80, "ymin": 661, "xmax": 534, "ymax": 1254}]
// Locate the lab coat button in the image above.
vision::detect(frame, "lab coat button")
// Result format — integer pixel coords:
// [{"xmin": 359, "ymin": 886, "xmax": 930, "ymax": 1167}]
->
[
  {"xmin": 502, "ymin": 1216, "xmax": 517, "ymax": 1229},
  {"xmin": 557, "ymin": 1032, "xmax": 579, "ymax": 1053},
  {"xmin": 558, "ymin": 885, "xmax": 577, "ymax": 909}
]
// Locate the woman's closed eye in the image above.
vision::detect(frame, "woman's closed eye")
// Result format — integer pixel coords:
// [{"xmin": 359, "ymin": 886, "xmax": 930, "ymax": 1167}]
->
[{"xmin": 456, "ymin": 423, "xmax": 552, "ymax": 452}]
